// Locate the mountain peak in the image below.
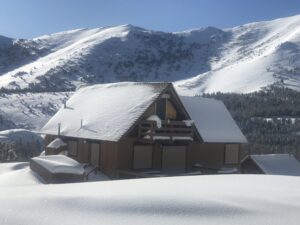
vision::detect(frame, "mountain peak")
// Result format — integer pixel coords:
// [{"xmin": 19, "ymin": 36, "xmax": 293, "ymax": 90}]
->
[{"xmin": 0, "ymin": 35, "xmax": 14, "ymax": 49}]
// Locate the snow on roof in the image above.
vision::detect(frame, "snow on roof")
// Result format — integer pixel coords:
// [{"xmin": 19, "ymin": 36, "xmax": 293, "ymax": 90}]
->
[
  {"xmin": 180, "ymin": 96, "xmax": 247, "ymax": 143},
  {"xmin": 31, "ymin": 155, "xmax": 85, "ymax": 175},
  {"xmin": 47, "ymin": 138, "xmax": 67, "ymax": 149},
  {"xmin": 249, "ymin": 154, "xmax": 300, "ymax": 176},
  {"xmin": 41, "ymin": 82, "xmax": 168, "ymax": 141}
]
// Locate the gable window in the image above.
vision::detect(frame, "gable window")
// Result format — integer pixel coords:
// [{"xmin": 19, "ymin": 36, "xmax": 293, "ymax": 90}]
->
[
  {"xmin": 68, "ymin": 140, "xmax": 78, "ymax": 157},
  {"xmin": 224, "ymin": 144, "xmax": 239, "ymax": 164},
  {"xmin": 156, "ymin": 98, "xmax": 166, "ymax": 120}
]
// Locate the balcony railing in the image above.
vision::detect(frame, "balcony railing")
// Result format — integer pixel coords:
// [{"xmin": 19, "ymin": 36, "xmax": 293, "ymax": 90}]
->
[{"xmin": 138, "ymin": 120, "xmax": 194, "ymax": 142}]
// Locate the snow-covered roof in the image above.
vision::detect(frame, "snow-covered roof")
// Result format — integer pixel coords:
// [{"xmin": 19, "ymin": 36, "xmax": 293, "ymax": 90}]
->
[
  {"xmin": 249, "ymin": 154, "xmax": 300, "ymax": 176},
  {"xmin": 41, "ymin": 82, "xmax": 168, "ymax": 141},
  {"xmin": 31, "ymin": 155, "xmax": 85, "ymax": 175},
  {"xmin": 180, "ymin": 96, "xmax": 247, "ymax": 143},
  {"xmin": 47, "ymin": 138, "xmax": 67, "ymax": 149}
]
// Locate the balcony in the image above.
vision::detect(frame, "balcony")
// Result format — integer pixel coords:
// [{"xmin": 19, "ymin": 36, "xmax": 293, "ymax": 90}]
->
[{"xmin": 138, "ymin": 120, "xmax": 194, "ymax": 142}]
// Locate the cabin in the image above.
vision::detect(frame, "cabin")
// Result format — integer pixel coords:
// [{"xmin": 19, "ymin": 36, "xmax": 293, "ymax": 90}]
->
[
  {"xmin": 241, "ymin": 154, "xmax": 300, "ymax": 176},
  {"xmin": 41, "ymin": 82, "xmax": 247, "ymax": 179}
]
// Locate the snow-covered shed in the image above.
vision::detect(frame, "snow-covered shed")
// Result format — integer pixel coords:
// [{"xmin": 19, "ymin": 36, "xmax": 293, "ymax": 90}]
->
[
  {"xmin": 30, "ymin": 155, "xmax": 85, "ymax": 183},
  {"xmin": 45, "ymin": 137, "xmax": 67, "ymax": 155},
  {"xmin": 241, "ymin": 154, "xmax": 300, "ymax": 176},
  {"xmin": 41, "ymin": 82, "xmax": 247, "ymax": 178}
]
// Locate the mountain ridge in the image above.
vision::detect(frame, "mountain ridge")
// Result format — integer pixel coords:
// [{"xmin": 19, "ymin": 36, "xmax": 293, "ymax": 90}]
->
[{"xmin": 1, "ymin": 15, "xmax": 300, "ymax": 129}]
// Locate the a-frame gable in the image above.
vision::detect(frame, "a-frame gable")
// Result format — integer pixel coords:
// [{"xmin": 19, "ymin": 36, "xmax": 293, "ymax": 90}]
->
[{"xmin": 120, "ymin": 83, "xmax": 203, "ymax": 142}]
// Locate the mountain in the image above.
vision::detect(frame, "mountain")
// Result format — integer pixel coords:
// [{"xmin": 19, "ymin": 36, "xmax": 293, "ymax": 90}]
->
[
  {"xmin": 1, "ymin": 15, "xmax": 300, "ymax": 130},
  {"xmin": 0, "ymin": 25, "xmax": 228, "ymax": 92},
  {"xmin": 176, "ymin": 15, "xmax": 300, "ymax": 94}
]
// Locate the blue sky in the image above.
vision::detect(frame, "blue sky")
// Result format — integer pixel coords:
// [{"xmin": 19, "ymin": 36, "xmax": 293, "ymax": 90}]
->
[{"xmin": 1, "ymin": 0, "xmax": 300, "ymax": 39}]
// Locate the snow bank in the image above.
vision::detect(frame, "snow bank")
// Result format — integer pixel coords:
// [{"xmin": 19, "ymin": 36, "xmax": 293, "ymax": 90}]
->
[
  {"xmin": 0, "ymin": 129, "xmax": 43, "ymax": 145},
  {"xmin": 0, "ymin": 162, "xmax": 44, "ymax": 187},
  {"xmin": 0, "ymin": 129, "xmax": 44, "ymax": 161},
  {"xmin": 0, "ymin": 175, "xmax": 300, "ymax": 225},
  {"xmin": 31, "ymin": 155, "xmax": 85, "ymax": 175}
]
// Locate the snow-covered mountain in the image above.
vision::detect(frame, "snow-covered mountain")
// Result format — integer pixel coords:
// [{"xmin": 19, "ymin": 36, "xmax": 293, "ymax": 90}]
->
[
  {"xmin": 1, "ymin": 15, "xmax": 300, "ymax": 94},
  {"xmin": 176, "ymin": 14, "xmax": 300, "ymax": 95},
  {"xmin": 1, "ymin": 14, "xmax": 300, "ymax": 130},
  {"xmin": 0, "ymin": 25, "xmax": 228, "ymax": 91}
]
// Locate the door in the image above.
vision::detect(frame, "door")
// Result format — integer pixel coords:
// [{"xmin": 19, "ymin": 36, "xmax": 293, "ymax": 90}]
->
[
  {"xmin": 162, "ymin": 146, "xmax": 186, "ymax": 173},
  {"xmin": 133, "ymin": 145, "xmax": 153, "ymax": 169},
  {"xmin": 90, "ymin": 143, "xmax": 100, "ymax": 166}
]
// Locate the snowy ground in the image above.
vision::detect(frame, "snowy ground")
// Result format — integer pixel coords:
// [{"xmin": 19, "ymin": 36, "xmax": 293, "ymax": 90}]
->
[
  {"xmin": 0, "ymin": 162, "xmax": 300, "ymax": 225},
  {"xmin": 0, "ymin": 162, "xmax": 45, "ymax": 187}
]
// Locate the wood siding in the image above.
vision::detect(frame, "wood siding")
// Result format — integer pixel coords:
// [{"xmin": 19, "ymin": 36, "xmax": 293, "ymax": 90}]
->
[
  {"xmin": 241, "ymin": 158, "xmax": 264, "ymax": 174},
  {"xmin": 101, "ymin": 141, "xmax": 118, "ymax": 178},
  {"xmin": 188, "ymin": 143, "xmax": 227, "ymax": 169}
]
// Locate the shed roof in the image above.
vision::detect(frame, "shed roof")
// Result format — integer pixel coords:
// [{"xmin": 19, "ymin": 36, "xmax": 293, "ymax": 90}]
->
[
  {"xmin": 31, "ymin": 155, "xmax": 85, "ymax": 175},
  {"xmin": 41, "ymin": 82, "xmax": 168, "ymax": 141},
  {"xmin": 248, "ymin": 154, "xmax": 300, "ymax": 176},
  {"xmin": 180, "ymin": 96, "xmax": 247, "ymax": 143}
]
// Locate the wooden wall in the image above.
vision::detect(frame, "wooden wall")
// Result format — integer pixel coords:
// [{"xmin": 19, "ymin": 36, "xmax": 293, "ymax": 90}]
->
[
  {"xmin": 77, "ymin": 139, "xmax": 89, "ymax": 163},
  {"xmin": 241, "ymin": 158, "xmax": 264, "ymax": 174},
  {"xmin": 101, "ymin": 141, "xmax": 118, "ymax": 178}
]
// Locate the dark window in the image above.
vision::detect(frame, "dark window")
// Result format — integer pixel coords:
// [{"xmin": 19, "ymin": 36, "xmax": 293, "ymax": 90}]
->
[{"xmin": 156, "ymin": 98, "xmax": 166, "ymax": 120}]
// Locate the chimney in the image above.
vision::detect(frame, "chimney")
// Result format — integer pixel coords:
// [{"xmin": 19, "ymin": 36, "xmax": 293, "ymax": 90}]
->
[{"xmin": 80, "ymin": 119, "xmax": 83, "ymax": 129}]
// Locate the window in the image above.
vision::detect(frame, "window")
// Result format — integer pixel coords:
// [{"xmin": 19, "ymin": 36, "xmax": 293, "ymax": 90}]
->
[
  {"xmin": 225, "ymin": 144, "xmax": 239, "ymax": 164},
  {"xmin": 68, "ymin": 140, "xmax": 78, "ymax": 156},
  {"xmin": 156, "ymin": 98, "xmax": 166, "ymax": 120},
  {"xmin": 133, "ymin": 145, "xmax": 153, "ymax": 169}
]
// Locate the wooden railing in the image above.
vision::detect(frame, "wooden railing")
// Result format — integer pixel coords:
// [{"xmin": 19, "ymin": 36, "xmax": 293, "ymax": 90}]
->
[{"xmin": 138, "ymin": 120, "xmax": 193, "ymax": 142}]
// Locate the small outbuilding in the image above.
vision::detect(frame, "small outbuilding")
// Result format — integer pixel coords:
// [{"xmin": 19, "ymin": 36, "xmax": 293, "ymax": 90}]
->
[
  {"xmin": 45, "ymin": 137, "xmax": 67, "ymax": 155},
  {"xmin": 241, "ymin": 154, "xmax": 300, "ymax": 176},
  {"xmin": 30, "ymin": 155, "xmax": 85, "ymax": 183}
]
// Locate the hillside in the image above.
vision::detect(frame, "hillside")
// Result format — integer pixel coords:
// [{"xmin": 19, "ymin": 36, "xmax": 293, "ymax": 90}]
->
[{"xmin": 1, "ymin": 15, "xmax": 300, "ymax": 130}]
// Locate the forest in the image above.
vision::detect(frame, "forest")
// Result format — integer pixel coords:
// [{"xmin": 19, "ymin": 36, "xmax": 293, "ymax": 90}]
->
[{"xmin": 203, "ymin": 86, "xmax": 300, "ymax": 159}]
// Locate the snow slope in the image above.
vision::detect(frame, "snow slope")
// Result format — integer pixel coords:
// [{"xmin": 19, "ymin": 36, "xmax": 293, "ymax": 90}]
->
[
  {"xmin": 0, "ymin": 175, "xmax": 300, "ymax": 225},
  {"xmin": 175, "ymin": 15, "xmax": 300, "ymax": 94},
  {"xmin": 0, "ymin": 92, "xmax": 71, "ymax": 130},
  {"xmin": 1, "ymin": 15, "xmax": 300, "ymax": 94}
]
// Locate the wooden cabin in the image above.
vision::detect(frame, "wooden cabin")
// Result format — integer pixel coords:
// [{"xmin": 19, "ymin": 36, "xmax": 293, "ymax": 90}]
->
[
  {"xmin": 241, "ymin": 154, "xmax": 300, "ymax": 176},
  {"xmin": 41, "ymin": 82, "xmax": 247, "ymax": 179}
]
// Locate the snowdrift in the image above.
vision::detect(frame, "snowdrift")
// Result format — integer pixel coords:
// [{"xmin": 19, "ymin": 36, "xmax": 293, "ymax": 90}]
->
[{"xmin": 0, "ymin": 175, "xmax": 300, "ymax": 225}]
